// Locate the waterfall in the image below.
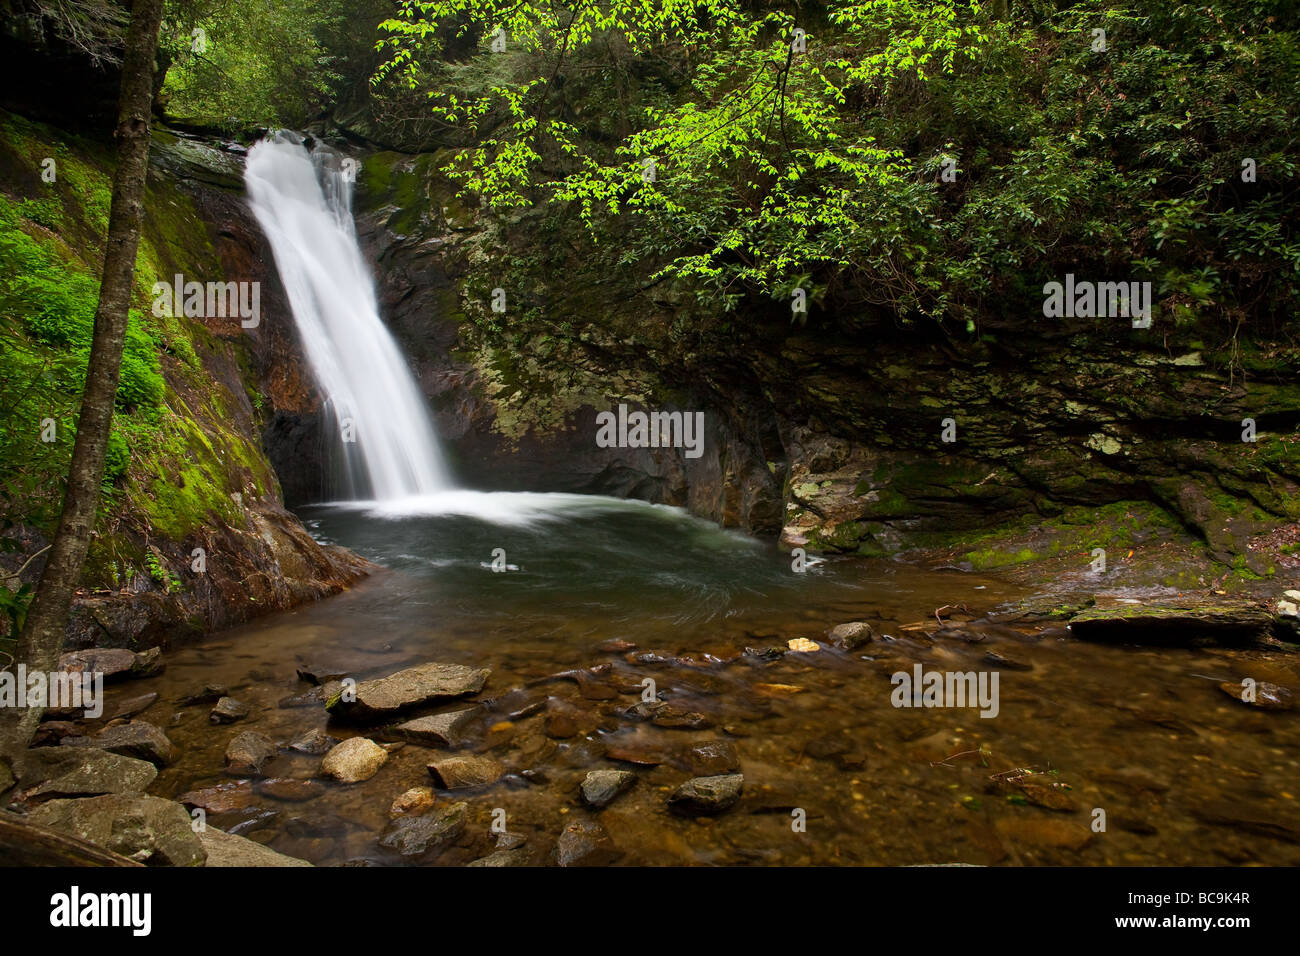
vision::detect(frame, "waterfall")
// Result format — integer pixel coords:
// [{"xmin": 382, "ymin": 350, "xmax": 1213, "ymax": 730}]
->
[{"xmin": 244, "ymin": 132, "xmax": 452, "ymax": 501}]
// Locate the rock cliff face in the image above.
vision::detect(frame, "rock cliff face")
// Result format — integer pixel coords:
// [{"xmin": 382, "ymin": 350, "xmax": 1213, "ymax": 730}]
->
[
  {"xmin": 339, "ymin": 145, "xmax": 1300, "ymax": 582},
  {"xmin": 0, "ymin": 117, "xmax": 369, "ymax": 650}
]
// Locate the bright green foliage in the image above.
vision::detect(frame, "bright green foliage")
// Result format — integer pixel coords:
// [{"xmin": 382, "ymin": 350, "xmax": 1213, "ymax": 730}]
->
[
  {"xmin": 159, "ymin": 0, "xmax": 348, "ymax": 128},
  {"xmin": 0, "ymin": 111, "xmax": 270, "ymax": 571},
  {"xmin": 374, "ymin": 0, "xmax": 1300, "ymax": 330}
]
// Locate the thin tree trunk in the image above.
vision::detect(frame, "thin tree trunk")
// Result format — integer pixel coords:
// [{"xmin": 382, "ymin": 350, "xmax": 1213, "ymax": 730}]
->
[{"xmin": 0, "ymin": 0, "xmax": 165, "ymax": 787}]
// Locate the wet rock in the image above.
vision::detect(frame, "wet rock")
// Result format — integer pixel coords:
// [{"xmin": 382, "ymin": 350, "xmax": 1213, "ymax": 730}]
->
[
  {"xmin": 1068, "ymin": 603, "xmax": 1274, "ymax": 646},
  {"xmin": 679, "ymin": 740, "xmax": 741, "ymax": 776},
  {"xmin": 390, "ymin": 708, "xmax": 476, "ymax": 747},
  {"xmin": 1190, "ymin": 801, "xmax": 1300, "ymax": 844},
  {"xmin": 177, "ymin": 781, "xmax": 255, "ymax": 814},
  {"xmin": 554, "ymin": 820, "xmax": 621, "ymax": 866},
  {"xmin": 507, "ymin": 696, "xmax": 548, "ymax": 719},
  {"xmin": 532, "ymin": 665, "xmax": 619, "ymax": 700},
  {"xmin": 496, "ymin": 832, "xmax": 527, "ymax": 850},
  {"xmin": 624, "ymin": 700, "xmax": 712, "ymax": 729},
  {"xmin": 994, "ymin": 816, "xmax": 1093, "ymax": 852},
  {"xmin": 19, "ymin": 747, "xmax": 157, "ymax": 801},
  {"xmin": 389, "ymin": 786, "xmax": 436, "ymax": 817},
  {"xmin": 983, "ymin": 651, "xmax": 1032, "ymax": 671},
  {"xmin": 27, "ymin": 794, "xmax": 205, "ymax": 865},
  {"xmin": 58, "ymin": 646, "xmax": 164, "ymax": 682},
  {"xmin": 180, "ymin": 684, "xmax": 228, "ymax": 706},
  {"xmin": 378, "ymin": 802, "xmax": 467, "ymax": 859},
  {"xmin": 198, "ymin": 827, "xmax": 312, "ymax": 867},
  {"xmin": 996, "ymin": 773, "xmax": 1078, "ymax": 812},
  {"xmin": 467, "ymin": 847, "xmax": 529, "ymax": 867},
  {"xmin": 284, "ymin": 811, "xmax": 360, "ymax": 838},
  {"xmin": 668, "ymin": 773, "xmax": 743, "ymax": 816},
  {"xmin": 829, "ymin": 621, "xmax": 874, "ymax": 650},
  {"xmin": 31, "ymin": 720, "xmax": 81, "ymax": 746},
  {"xmin": 257, "ymin": 778, "xmax": 325, "ymax": 802},
  {"xmin": 61, "ymin": 720, "xmax": 176, "ymax": 767},
  {"xmin": 427, "ymin": 753, "xmax": 505, "ymax": 789},
  {"xmin": 295, "ymin": 661, "xmax": 350, "ymax": 685},
  {"xmin": 743, "ymin": 646, "xmax": 787, "ymax": 661},
  {"xmin": 515, "ymin": 731, "xmax": 559, "ymax": 765},
  {"xmin": 598, "ymin": 639, "xmax": 637, "ymax": 653},
  {"xmin": 326, "ymin": 662, "xmax": 490, "ymax": 721},
  {"xmin": 580, "ymin": 769, "xmax": 637, "ymax": 809},
  {"xmin": 225, "ymin": 731, "xmax": 278, "ymax": 776},
  {"xmin": 106, "ymin": 692, "xmax": 159, "ymax": 721},
  {"xmin": 321, "ymin": 737, "xmax": 388, "ymax": 783},
  {"xmin": 544, "ymin": 711, "xmax": 582, "ymax": 739},
  {"xmin": 1218, "ymin": 680, "xmax": 1294, "ymax": 711},
  {"xmin": 209, "ymin": 697, "xmax": 251, "ymax": 724},
  {"xmin": 604, "ymin": 743, "xmax": 671, "ymax": 766},
  {"xmin": 286, "ymin": 728, "xmax": 339, "ymax": 755}
]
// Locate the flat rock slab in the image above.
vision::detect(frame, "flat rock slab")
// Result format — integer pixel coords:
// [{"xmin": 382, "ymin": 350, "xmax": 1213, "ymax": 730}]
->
[
  {"xmin": 210, "ymin": 697, "xmax": 251, "ymax": 724},
  {"xmin": 62, "ymin": 720, "xmax": 176, "ymax": 767},
  {"xmin": 26, "ymin": 794, "xmax": 206, "ymax": 866},
  {"xmin": 19, "ymin": 747, "xmax": 157, "ymax": 801},
  {"xmin": 326, "ymin": 662, "xmax": 490, "ymax": 721},
  {"xmin": 668, "ymin": 773, "xmax": 744, "ymax": 816},
  {"xmin": 1068, "ymin": 603, "xmax": 1274, "ymax": 645},
  {"xmin": 378, "ymin": 802, "xmax": 467, "ymax": 859},
  {"xmin": 390, "ymin": 708, "xmax": 477, "ymax": 747},
  {"xmin": 105, "ymin": 692, "xmax": 159, "ymax": 721},
  {"xmin": 198, "ymin": 827, "xmax": 312, "ymax": 867},
  {"xmin": 427, "ymin": 753, "xmax": 505, "ymax": 790},
  {"xmin": 177, "ymin": 781, "xmax": 255, "ymax": 814},
  {"xmin": 58, "ymin": 647, "xmax": 163, "ymax": 681}
]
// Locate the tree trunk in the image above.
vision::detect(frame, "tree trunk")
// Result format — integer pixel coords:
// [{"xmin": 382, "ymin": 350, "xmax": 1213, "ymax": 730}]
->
[{"xmin": 0, "ymin": 0, "xmax": 165, "ymax": 787}]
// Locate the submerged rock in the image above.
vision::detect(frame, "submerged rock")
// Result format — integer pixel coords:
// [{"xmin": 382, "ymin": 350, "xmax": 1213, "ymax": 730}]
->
[
  {"xmin": 179, "ymin": 684, "xmax": 229, "ymax": 707},
  {"xmin": 427, "ymin": 753, "xmax": 505, "ymax": 790},
  {"xmin": 198, "ymin": 827, "xmax": 312, "ymax": 867},
  {"xmin": 390, "ymin": 708, "xmax": 477, "ymax": 747},
  {"xmin": 668, "ymin": 773, "xmax": 743, "ymax": 816},
  {"xmin": 580, "ymin": 769, "xmax": 637, "ymax": 809},
  {"xmin": 326, "ymin": 662, "xmax": 490, "ymax": 720},
  {"xmin": 106, "ymin": 692, "xmax": 160, "ymax": 721},
  {"xmin": 1218, "ymin": 680, "xmax": 1294, "ymax": 711},
  {"xmin": 258, "ymin": 778, "xmax": 325, "ymax": 802},
  {"xmin": 27, "ymin": 794, "xmax": 205, "ymax": 866},
  {"xmin": 389, "ymin": 786, "xmax": 436, "ymax": 817},
  {"xmin": 321, "ymin": 737, "xmax": 388, "ymax": 783},
  {"xmin": 61, "ymin": 721, "xmax": 176, "ymax": 767},
  {"xmin": 210, "ymin": 697, "xmax": 251, "ymax": 724},
  {"xmin": 679, "ymin": 740, "xmax": 741, "ymax": 776},
  {"xmin": 225, "ymin": 731, "xmax": 278, "ymax": 776},
  {"xmin": 286, "ymin": 728, "xmax": 339, "ymax": 755},
  {"xmin": 378, "ymin": 802, "xmax": 467, "ymax": 859},
  {"xmin": 177, "ymin": 781, "xmax": 255, "ymax": 814}
]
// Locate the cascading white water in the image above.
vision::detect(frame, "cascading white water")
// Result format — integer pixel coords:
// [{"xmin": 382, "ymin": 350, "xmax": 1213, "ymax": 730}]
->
[{"xmin": 244, "ymin": 132, "xmax": 451, "ymax": 501}]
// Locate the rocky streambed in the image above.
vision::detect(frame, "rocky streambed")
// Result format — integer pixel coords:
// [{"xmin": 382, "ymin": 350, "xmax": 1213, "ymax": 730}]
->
[{"xmin": 5, "ymin": 560, "xmax": 1299, "ymax": 867}]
